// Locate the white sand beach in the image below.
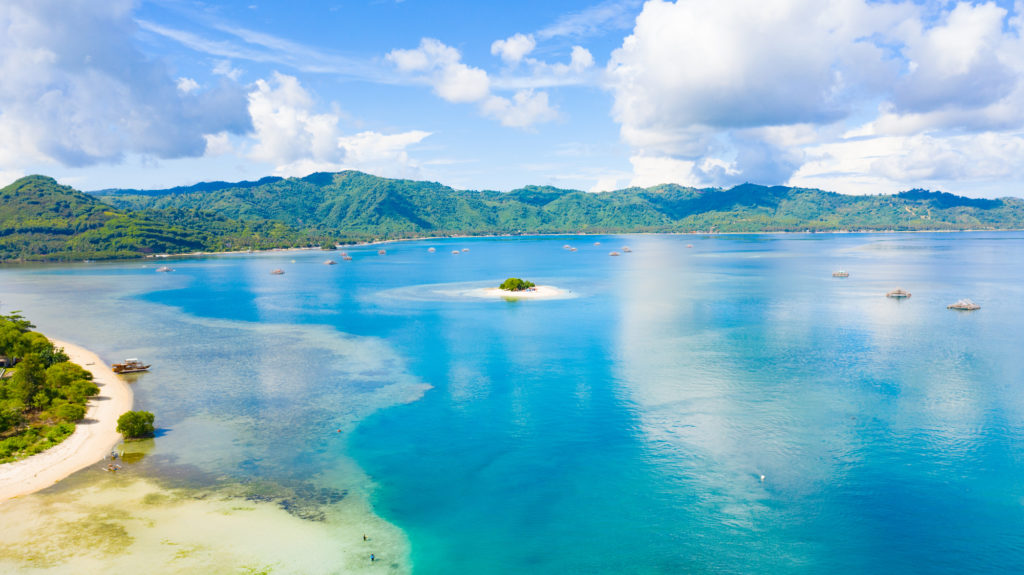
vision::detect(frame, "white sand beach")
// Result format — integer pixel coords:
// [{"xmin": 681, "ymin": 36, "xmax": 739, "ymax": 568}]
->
[
  {"xmin": 0, "ymin": 339, "xmax": 133, "ymax": 504},
  {"xmin": 473, "ymin": 285, "xmax": 572, "ymax": 300}
]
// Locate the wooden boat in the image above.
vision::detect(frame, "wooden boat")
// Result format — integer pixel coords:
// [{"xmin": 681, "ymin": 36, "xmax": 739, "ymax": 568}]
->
[
  {"xmin": 947, "ymin": 299, "xmax": 980, "ymax": 311},
  {"xmin": 324, "ymin": 260, "xmax": 337, "ymax": 265},
  {"xmin": 832, "ymin": 270, "xmax": 849, "ymax": 278},
  {"xmin": 156, "ymin": 266, "xmax": 174, "ymax": 272},
  {"xmin": 270, "ymin": 269, "xmax": 285, "ymax": 275},
  {"xmin": 609, "ymin": 251, "xmax": 621, "ymax": 256},
  {"xmin": 112, "ymin": 358, "xmax": 150, "ymax": 374},
  {"xmin": 886, "ymin": 288, "xmax": 910, "ymax": 298}
]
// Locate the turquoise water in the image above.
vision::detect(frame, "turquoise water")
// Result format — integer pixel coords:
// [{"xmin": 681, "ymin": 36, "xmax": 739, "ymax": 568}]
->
[{"xmin": 3, "ymin": 233, "xmax": 1024, "ymax": 573}]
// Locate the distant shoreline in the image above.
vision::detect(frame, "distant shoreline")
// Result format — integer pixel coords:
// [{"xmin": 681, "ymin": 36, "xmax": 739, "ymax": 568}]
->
[{"xmin": 0, "ymin": 339, "xmax": 133, "ymax": 504}]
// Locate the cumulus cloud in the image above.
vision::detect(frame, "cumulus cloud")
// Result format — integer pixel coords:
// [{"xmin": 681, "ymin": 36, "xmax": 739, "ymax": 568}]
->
[
  {"xmin": 388, "ymin": 38, "xmax": 558, "ymax": 128},
  {"xmin": 491, "ymin": 33, "xmax": 536, "ymax": 65},
  {"xmin": 247, "ymin": 73, "xmax": 430, "ymax": 177},
  {"xmin": 0, "ymin": 0, "xmax": 251, "ymax": 169},
  {"xmin": 607, "ymin": 0, "xmax": 1024, "ymax": 193}
]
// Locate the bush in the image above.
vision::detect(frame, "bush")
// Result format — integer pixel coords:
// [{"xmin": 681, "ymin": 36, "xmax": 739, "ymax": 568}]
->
[
  {"xmin": 499, "ymin": 277, "xmax": 536, "ymax": 292},
  {"xmin": 55, "ymin": 403, "xmax": 86, "ymax": 422},
  {"xmin": 117, "ymin": 410, "xmax": 155, "ymax": 438}
]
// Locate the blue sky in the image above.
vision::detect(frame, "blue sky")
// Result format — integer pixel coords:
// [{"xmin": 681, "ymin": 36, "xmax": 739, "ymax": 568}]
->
[{"xmin": 1, "ymin": 0, "xmax": 1023, "ymax": 197}]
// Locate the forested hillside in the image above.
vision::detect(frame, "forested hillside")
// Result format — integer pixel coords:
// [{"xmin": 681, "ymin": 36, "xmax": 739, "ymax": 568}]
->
[{"xmin": 1, "ymin": 171, "xmax": 1022, "ymax": 262}]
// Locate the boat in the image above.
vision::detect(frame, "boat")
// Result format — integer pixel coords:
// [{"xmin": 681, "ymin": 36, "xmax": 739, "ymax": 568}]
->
[
  {"xmin": 452, "ymin": 250, "xmax": 460, "ymax": 255},
  {"xmin": 462, "ymin": 248, "xmax": 470, "ymax": 252},
  {"xmin": 378, "ymin": 249, "xmax": 387, "ymax": 255},
  {"xmin": 324, "ymin": 260, "xmax": 337, "ymax": 265},
  {"xmin": 686, "ymin": 244, "xmax": 694, "ymax": 248},
  {"xmin": 622, "ymin": 247, "xmax": 632, "ymax": 253},
  {"xmin": 569, "ymin": 247, "xmax": 577, "ymax": 252},
  {"xmin": 593, "ymin": 242, "xmax": 601, "ymax": 246},
  {"xmin": 112, "ymin": 358, "xmax": 150, "ymax": 374},
  {"xmin": 428, "ymin": 247, "xmax": 436, "ymax": 253},
  {"xmin": 342, "ymin": 255, "xmax": 353, "ymax": 261},
  {"xmin": 947, "ymin": 299, "xmax": 980, "ymax": 311},
  {"xmin": 270, "ymin": 269, "xmax": 285, "ymax": 275},
  {"xmin": 156, "ymin": 266, "xmax": 174, "ymax": 272},
  {"xmin": 563, "ymin": 244, "xmax": 572, "ymax": 250},
  {"xmin": 886, "ymin": 288, "xmax": 911, "ymax": 298},
  {"xmin": 609, "ymin": 251, "xmax": 621, "ymax": 256},
  {"xmin": 832, "ymin": 270, "xmax": 849, "ymax": 278}
]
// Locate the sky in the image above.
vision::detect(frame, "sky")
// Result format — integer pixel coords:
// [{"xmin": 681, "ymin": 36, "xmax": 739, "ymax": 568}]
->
[{"xmin": 1, "ymin": 0, "xmax": 1023, "ymax": 198}]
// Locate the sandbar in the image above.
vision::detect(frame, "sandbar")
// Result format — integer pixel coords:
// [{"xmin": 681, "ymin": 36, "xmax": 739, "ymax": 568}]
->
[
  {"xmin": 471, "ymin": 285, "xmax": 573, "ymax": 300},
  {"xmin": 0, "ymin": 339, "xmax": 133, "ymax": 504}
]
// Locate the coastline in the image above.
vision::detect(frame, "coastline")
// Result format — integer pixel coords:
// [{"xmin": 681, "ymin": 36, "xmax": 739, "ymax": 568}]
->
[{"xmin": 0, "ymin": 339, "xmax": 133, "ymax": 504}]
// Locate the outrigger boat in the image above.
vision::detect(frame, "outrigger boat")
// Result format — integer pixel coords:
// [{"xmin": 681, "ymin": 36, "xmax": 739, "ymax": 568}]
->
[{"xmin": 112, "ymin": 358, "xmax": 150, "ymax": 374}]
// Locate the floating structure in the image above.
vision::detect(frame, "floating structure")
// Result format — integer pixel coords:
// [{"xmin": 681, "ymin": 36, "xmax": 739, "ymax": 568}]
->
[
  {"xmin": 155, "ymin": 266, "xmax": 174, "ymax": 273},
  {"xmin": 947, "ymin": 299, "xmax": 980, "ymax": 311},
  {"xmin": 832, "ymin": 270, "xmax": 849, "ymax": 278},
  {"xmin": 428, "ymin": 247, "xmax": 436, "ymax": 253},
  {"xmin": 270, "ymin": 269, "xmax": 285, "ymax": 275},
  {"xmin": 112, "ymin": 359, "xmax": 150, "ymax": 374},
  {"xmin": 324, "ymin": 260, "xmax": 337, "ymax": 265},
  {"xmin": 886, "ymin": 288, "xmax": 911, "ymax": 298},
  {"xmin": 622, "ymin": 246, "xmax": 632, "ymax": 253},
  {"xmin": 609, "ymin": 251, "xmax": 621, "ymax": 256}
]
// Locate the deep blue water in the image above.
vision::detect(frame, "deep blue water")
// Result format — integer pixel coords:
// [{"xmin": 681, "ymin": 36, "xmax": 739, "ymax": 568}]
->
[{"xmin": 3, "ymin": 233, "xmax": 1024, "ymax": 573}]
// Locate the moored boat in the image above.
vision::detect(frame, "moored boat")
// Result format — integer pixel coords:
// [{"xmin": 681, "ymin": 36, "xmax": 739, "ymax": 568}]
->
[
  {"xmin": 622, "ymin": 247, "xmax": 632, "ymax": 253},
  {"xmin": 270, "ymin": 269, "xmax": 285, "ymax": 275},
  {"xmin": 156, "ymin": 266, "xmax": 174, "ymax": 272},
  {"xmin": 609, "ymin": 251, "xmax": 621, "ymax": 256},
  {"xmin": 886, "ymin": 288, "xmax": 910, "ymax": 298},
  {"xmin": 324, "ymin": 260, "xmax": 337, "ymax": 265},
  {"xmin": 832, "ymin": 270, "xmax": 849, "ymax": 277},
  {"xmin": 112, "ymin": 358, "xmax": 150, "ymax": 374},
  {"xmin": 947, "ymin": 299, "xmax": 980, "ymax": 310},
  {"xmin": 428, "ymin": 247, "xmax": 436, "ymax": 253}
]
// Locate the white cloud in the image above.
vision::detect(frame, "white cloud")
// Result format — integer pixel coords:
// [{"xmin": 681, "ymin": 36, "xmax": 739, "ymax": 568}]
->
[
  {"xmin": 388, "ymin": 38, "xmax": 557, "ymax": 128},
  {"xmin": 482, "ymin": 90, "xmax": 559, "ymax": 128},
  {"xmin": 491, "ymin": 33, "xmax": 536, "ymax": 65},
  {"xmin": 0, "ymin": 0, "xmax": 250, "ymax": 169},
  {"xmin": 606, "ymin": 0, "xmax": 1024, "ymax": 194},
  {"xmin": 247, "ymin": 73, "xmax": 430, "ymax": 178},
  {"xmin": 177, "ymin": 77, "xmax": 200, "ymax": 93}
]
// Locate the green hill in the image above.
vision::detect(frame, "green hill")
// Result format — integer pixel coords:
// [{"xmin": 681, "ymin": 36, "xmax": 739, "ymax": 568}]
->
[
  {"xmin": 0, "ymin": 176, "xmax": 311, "ymax": 262},
  {"xmin": 2, "ymin": 171, "xmax": 1023, "ymax": 262},
  {"xmin": 97, "ymin": 171, "xmax": 1024, "ymax": 237}
]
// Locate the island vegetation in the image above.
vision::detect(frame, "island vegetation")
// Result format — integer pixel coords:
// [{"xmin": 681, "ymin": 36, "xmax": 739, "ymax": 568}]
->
[
  {"xmin": 500, "ymin": 278, "xmax": 536, "ymax": 292},
  {"xmin": 116, "ymin": 410, "xmax": 155, "ymax": 439},
  {"xmin": 3, "ymin": 171, "xmax": 1024, "ymax": 262},
  {"xmin": 0, "ymin": 313, "xmax": 99, "ymax": 463}
]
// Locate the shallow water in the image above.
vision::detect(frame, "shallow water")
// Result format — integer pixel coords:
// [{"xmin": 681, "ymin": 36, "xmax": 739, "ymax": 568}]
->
[{"xmin": 2, "ymin": 233, "xmax": 1024, "ymax": 573}]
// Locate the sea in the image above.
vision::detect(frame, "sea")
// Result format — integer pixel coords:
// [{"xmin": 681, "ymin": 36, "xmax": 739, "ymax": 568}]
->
[{"xmin": 1, "ymin": 232, "xmax": 1023, "ymax": 574}]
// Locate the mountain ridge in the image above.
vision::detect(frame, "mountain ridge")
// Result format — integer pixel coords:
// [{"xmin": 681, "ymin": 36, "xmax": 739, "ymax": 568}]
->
[{"xmin": 2, "ymin": 171, "xmax": 1023, "ymax": 262}]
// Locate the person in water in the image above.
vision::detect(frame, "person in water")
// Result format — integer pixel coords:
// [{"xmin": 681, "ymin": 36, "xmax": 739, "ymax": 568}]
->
[{"xmin": 370, "ymin": 554, "xmax": 375, "ymax": 562}]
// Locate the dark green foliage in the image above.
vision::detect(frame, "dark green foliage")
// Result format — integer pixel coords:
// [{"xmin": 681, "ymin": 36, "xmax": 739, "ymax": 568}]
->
[
  {"xmin": 0, "ymin": 313, "xmax": 99, "ymax": 460},
  {"xmin": 4, "ymin": 171, "xmax": 1024, "ymax": 263},
  {"xmin": 117, "ymin": 410, "xmax": 155, "ymax": 438},
  {"xmin": 500, "ymin": 278, "xmax": 535, "ymax": 291}
]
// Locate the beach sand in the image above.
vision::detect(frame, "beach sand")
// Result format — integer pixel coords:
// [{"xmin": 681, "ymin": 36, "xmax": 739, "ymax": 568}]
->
[
  {"xmin": 0, "ymin": 339, "xmax": 133, "ymax": 504},
  {"xmin": 472, "ymin": 285, "xmax": 572, "ymax": 300}
]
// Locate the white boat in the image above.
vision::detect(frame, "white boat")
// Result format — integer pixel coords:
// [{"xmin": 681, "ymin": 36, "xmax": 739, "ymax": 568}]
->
[{"xmin": 947, "ymin": 299, "xmax": 980, "ymax": 310}]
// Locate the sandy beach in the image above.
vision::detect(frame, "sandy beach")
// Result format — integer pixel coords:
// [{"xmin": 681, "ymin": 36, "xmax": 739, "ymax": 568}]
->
[
  {"xmin": 0, "ymin": 339, "xmax": 133, "ymax": 504},
  {"xmin": 473, "ymin": 285, "xmax": 573, "ymax": 300}
]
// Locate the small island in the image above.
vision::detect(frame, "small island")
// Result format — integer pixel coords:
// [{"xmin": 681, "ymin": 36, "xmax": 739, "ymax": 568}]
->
[{"xmin": 499, "ymin": 278, "xmax": 536, "ymax": 292}]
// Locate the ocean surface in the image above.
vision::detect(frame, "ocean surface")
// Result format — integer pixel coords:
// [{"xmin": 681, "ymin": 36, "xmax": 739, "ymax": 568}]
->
[{"xmin": 2, "ymin": 232, "xmax": 1024, "ymax": 573}]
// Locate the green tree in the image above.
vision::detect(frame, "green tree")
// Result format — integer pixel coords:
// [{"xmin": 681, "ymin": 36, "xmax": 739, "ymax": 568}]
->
[
  {"xmin": 55, "ymin": 403, "xmax": 86, "ymax": 422},
  {"xmin": 499, "ymin": 278, "xmax": 535, "ymax": 292},
  {"xmin": 117, "ymin": 410, "xmax": 155, "ymax": 438}
]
